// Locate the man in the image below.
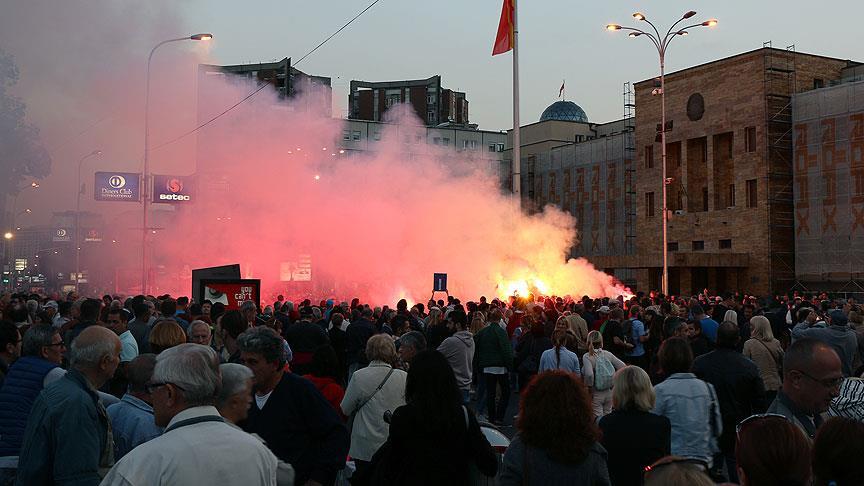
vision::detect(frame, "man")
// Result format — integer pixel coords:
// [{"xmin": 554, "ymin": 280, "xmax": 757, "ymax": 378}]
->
[
  {"xmin": 437, "ymin": 313, "xmax": 474, "ymax": 402},
  {"xmin": 767, "ymin": 337, "xmax": 843, "ymax": 439},
  {"xmin": 106, "ymin": 354, "xmax": 162, "ymax": 459},
  {"xmin": 602, "ymin": 308, "xmax": 633, "ymax": 360},
  {"xmin": 188, "ymin": 320, "xmax": 212, "ymax": 346},
  {"xmin": 792, "ymin": 309, "xmax": 858, "ymax": 376},
  {"xmin": 160, "ymin": 298, "xmax": 188, "ymax": 333},
  {"xmin": 220, "ymin": 310, "xmax": 247, "ymax": 364},
  {"xmin": 128, "ymin": 303, "xmax": 154, "ymax": 354},
  {"xmin": 0, "ymin": 321, "xmax": 21, "ymax": 387},
  {"xmin": 564, "ymin": 305, "xmax": 589, "ymax": 355},
  {"xmin": 693, "ymin": 322, "xmax": 767, "ymax": 482},
  {"xmin": 625, "ymin": 305, "xmax": 649, "ymax": 369},
  {"xmin": 284, "ymin": 310, "xmax": 329, "ymax": 376},
  {"xmin": 396, "ymin": 331, "xmax": 426, "ymax": 370},
  {"xmin": 52, "ymin": 301, "xmax": 73, "ymax": 329},
  {"xmin": 692, "ymin": 305, "xmax": 719, "ymax": 344},
  {"xmin": 240, "ymin": 300, "xmax": 260, "ymax": 328},
  {"xmin": 106, "ymin": 308, "xmax": 139, "ymax": 364},
  {"xmin": 346, "ymin": 307, "xmax": 376, "ymax": 380},
  {"xmin": 16, "ymin": 326, "xmax": 120, "ymax": 484},
  {"xmin": 0, "ymin": 325, "xmax": 63, "ymax": 483},
  {"xmin": 101, "ymin": 344, "xmax": 278, "ymax": 485},
  {"xmin": 238, "ymin": 327, "xmax": 348, "ymax": 486},
  {"xmin": 474, "ymin": 311, "xmax": 513, "ymax": 426},
  {"xmin": 65, "ymin": 298, "xmax": 102, "ymax": 347}
]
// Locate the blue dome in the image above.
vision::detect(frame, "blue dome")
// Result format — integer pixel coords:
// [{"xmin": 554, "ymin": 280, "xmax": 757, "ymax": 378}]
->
[{"xmin": 540, "ymin": 100, "xmax": 588, "ymax": 123}]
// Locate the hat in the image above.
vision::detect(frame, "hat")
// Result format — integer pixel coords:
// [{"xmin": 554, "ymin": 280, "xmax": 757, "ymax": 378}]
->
[
  {"xmin": 598, "ymin": 306, "xmax": 611, "ymax": 314},
  {"xmin": 43, "ymin": 301, "xmax": 58, "ymax": 309},
  {"xmin": 829, "ymin": 309, "xmax": 848, "ymax": 327}
]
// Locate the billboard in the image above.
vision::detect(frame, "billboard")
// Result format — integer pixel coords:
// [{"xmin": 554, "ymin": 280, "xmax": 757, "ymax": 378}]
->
[
  {"xmin": 53, "ymin": 228, "xmax": 71, "ymax": 242},
  {"xmin": 84, "ymin": 229, "xmax": 103, "ymax": 242},
  {"xmin": 152, "ymin": 174, "xmax": 194, "ymax": 203},
  {"xmin": 199, "ymin": 279, "xmax": 260, "ymax": 311},
  {"xmin": 94, "ymin": 172, "xmax": 141, "ymax": 202}
]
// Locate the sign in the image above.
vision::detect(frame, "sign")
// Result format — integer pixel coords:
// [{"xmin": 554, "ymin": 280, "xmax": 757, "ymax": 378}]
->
[
  {"xmin": 152, "ymin": 174, "xmax": 194, "ymax": 203},
  {"xmin": 293, "ymin": 254, "xmax": 312, "ymax": 282},
  {"xmin": 199, "ymin": 279, "xmax": 261, "ymax": 311},
  {"xmin": 14, "ymin": 259, "xmax": 27, "ymax": 271},
  {"xmin": 53, "ymin": 228, "xmax": 71, "ymax": 242},
  {"xmin": 94, "ymin": 172, "xmax": 141, "ymax": 202},
  {"xmin": 433, "ymin": 273, "xmax": 448, "ymax": 292},
  {"xmin": 84, "ymin": 229, "xmax": 103, "ymax": 242}
]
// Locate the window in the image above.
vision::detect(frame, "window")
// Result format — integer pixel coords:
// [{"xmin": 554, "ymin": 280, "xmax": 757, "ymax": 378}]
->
[
  {"xmin": 426, "ymin": 95, "xmax": 435, "ymax": 104},
  {"xmin": 668, "ymin": 242, "xmax": 679, "ymax": 251},
  {"xmin": 433, "ymin": 137, "xmax": 441, "ymax": 146},
  {"xmin": 497, "ymin": 143, "xmax": 505, "ymax": 152},
  {"xmin": 427, "ymin": 111, "xmax": 436, "ymax": 124},
  {"xmin": 352, "ymin": 130, "xmax": 361, "ymax": 141},
  {"xmin": 692, "ymin": 240, "xmax": 705, "ymax": 251},
  {"xmin": 728, "ymin": 183, "xmax": 736, "ymax": 207},
  {"xmin": 442, "ymin": 137, "xmax": 450, "ymax": 146},
  {"xmin": 342, "ymin": 130, "xmax": 351, "ymax": 141},
  {"xmin": 702, "ymin": 187, "xmax": 709, "ymax": 212},
  {"xmin": 644, "ymin": 146, "xmax": 654, "ymax": 169},
  {"xmin": 745, "ymin": 126, "xmax": 757, "ymax": 152},
  {"xmin": 575, "ymin": 135, "xmax": 584, "ymax": 143},
  {"xmin": 372, "ymin": 132, "xmax": 381, "ymax": 141},
  {"xmin": 746, "ymin": 179, "xmax": 757, "ymax": 207},
  {"xmin": 719, "ymin": 239, "xmax": 732, "ymax": 249},
  {"xmin": 645, "ymin": 192, "xmax": 655, "ymax": 218},
  {"xmin": 462, "ymin": 140, "xmax": 477, "ymax": 150},
  {"xmin": 489, "ymin": 143, "xmax": 497, "ymax": 152},
  {"xmin": 814, "ymin": 78, "xmax": 824, "ymax": 89}
]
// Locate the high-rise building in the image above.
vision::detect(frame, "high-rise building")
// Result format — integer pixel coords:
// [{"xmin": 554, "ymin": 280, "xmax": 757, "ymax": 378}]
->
[{"xmin": 348, "ymin": 75, "xmax": 470, "ymax": 127}]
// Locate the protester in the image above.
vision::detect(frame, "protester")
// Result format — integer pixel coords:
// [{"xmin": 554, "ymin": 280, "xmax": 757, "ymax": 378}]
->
[
  {"xmin": 652, "ymin": 337, "xmax": 722, "ymax": 469},
  {"xmin": 743, "ymin": 315, "xmax": 784, "ymax": 402},
  {"xmin": 16, "ymin": 326, "xmax": 121, "ymax": 484},
  {"xmin": 582, "ymin": 330, "xmax": 625, "ymax": 418},
  {"xmin": 284, "ymin": 309, "xmax": 330, "ymax": 375},
  {"xmin": 342, "ymin": 335, "xmax": 406, "ymax": 477},
  {"xmin": 538, "ymin": 329, "xmax": 581, "ymax": 374},
  {"xmin": 437, "ymin": 313, "xmax": 475, "ymax": 402},
  {"xmin": 101, "ymin": 344, "xmax": 279, "ymax": 485},
  {"xmin": 346, "ymin": 308, "xmax": 376, "ymax": 380},
  {"xmin": 767, "ymin": 337, "xmax": 843, "ymax": 439},
  {"xmin": 238, "ymin": 326, "xmax": 349, "ymax": 485},
  {"xmin": 599, "ymin": 366, "xmax": 671, "ymax": 486},
  {"xmin": 792, "ymin": 309, "xmax": 858, "ymax": 376},
  {"xmin": 304, "ymin": 345, "xmax": 347, "ymax": 420},
  {"xmin": 396, "ymin": 330, "xmax": 426, "ymax": 370},
  {"xmin": 0, "ymin": 322, "xmax": 21, "ymax": 388},
  {"xmin": 187, "ymin": 320, "xmax": 212, "ymax": 346},
  {"xmin": 219, "ymin": 310, "xmax": 247, "ymax": 364},
  {"xmin": 364, "ymin": 350, "xmax": 497, "ymax": 485},
  {"xmin": 128, "ymin": 303, "xmax": 154, "ymax": 353},
  {"xmin": 514, "ymin": 317, "xmax": 550, "ymax": 391},
  {"xmin": 106, "ymin": 354, "xmax": 162, "ymax": 459},
  {"xmin": 327, "ymin": 313, "xmax": 349, "ymax": 379},
  {"xmin": 735, "ymin": 414, "xmax": 811, "ymax": 486},
  {"xmin": 475, "ymin": 308, "xmax": 514, "ymax": 425},
  {"xmin": 642, "ymin": 456, "xmax": 714, "ymax": 486},
  {"xmin": 812, "ymin": 416, "xmax": 864, "ymax": 486},
  {"xmin": 500, "ymin": 370, "xmax": 610, "ymax": 485}
]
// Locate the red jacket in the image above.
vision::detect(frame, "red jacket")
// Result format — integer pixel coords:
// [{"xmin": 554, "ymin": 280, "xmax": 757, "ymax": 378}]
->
[{"xmin": 303, "ymin": 374, "xmax": 346, "ymax": 421}]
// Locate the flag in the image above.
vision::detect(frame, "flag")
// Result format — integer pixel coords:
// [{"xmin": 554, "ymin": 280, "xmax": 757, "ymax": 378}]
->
[
  {"xmin": 559, "ymin": 80, "xmax": 565, "ymax": 98},
  {"xmin": 492, "ymin": 0, "xmax": 515, "ymax": 56}
]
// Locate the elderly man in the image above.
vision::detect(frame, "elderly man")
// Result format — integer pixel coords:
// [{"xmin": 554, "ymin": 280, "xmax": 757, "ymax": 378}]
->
[
  {"xmin": 187, "ymin": 320, "xmax": 212, "ymax": 346},
  {"xmin": 397, "ymin": 331, "xmax": 426, "ymax": 370},
  {"xmin": 767, "ymin": 337, "xmax": 844, "ymax": 439},
  {"xmin": 101, "ymin": 344, "xmax": 278, "ymax": 485},
  {"xmin": 792, "ymin": 309, "xmax": 858, "ymax": 376},
  {"xmin": 239, "ymin": 326, "xmax": 348, "ymax": 486},
  {"xmin": 16, "ymin": 326, "xmax": 121, "ymax": 485},
  {"xmin": 107, "ymin": 354, "xmax": 163, "ymax": 459},
  {"xmin": 0, "ymin": 321, "xmax": 21, "ymax": 387}
]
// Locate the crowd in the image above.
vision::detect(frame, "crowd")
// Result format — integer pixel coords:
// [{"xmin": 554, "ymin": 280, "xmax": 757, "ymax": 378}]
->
[{"xmin": 0, "ymin": 288, "xmax": 863, "ymax": 485}]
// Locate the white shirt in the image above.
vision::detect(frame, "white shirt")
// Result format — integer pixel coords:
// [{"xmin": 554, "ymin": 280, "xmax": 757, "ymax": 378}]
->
[
  {"xmin": 100, "ymin": 406, "xmax": 278, "ymax": 486},
  {"xmin": 255, "ymin": 390, "xmax": 273, "ymax": 410},
  {"xmin": 118, "ymin": 330, "xmax": 139, "ymax": 363}
]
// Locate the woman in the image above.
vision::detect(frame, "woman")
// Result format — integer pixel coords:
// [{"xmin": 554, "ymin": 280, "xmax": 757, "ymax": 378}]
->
[
  {"xmin": 582, "ymin": 331, "xmax": 625, "ymax": 418},
  {"xmin": 515, "ymin": 317, "xmax": 552, "ymax": 390},
  {"xmin": 599, "ymin": 366, "xmax": 671, "ymax": 486},
  {"xmin": 341, "ymin": 335, "xmax": 407, "ymax": 478},
  {"xmin": 742, "ymin": 315, "xmax": 783, "ymax": 402},
  {"xmin": 813, "ymin": 416, "xmax": 864, "ymax": 486},
  {"xmin": 304, "ymin": 345, "xmax": 347, "ymax": 420},
  {"xmin": 367, "ymin": 350, "xmax": 497, "ymax": 485},
  {"xmin": 538, "ymin": 330, "xmax": 581, "ymax": 375},
  {"xmin": 652, "ymin": 337, "xmax": 721, "ymax": 469},
  {"xmin": 148, "ymin": 319, "xmax": 186, "ymax": 354},
  {"xmin": 735, "ymin": 414, "xmax": 810, "ymax": 486},
  {"xmin": 553, "ymin": 316, "xmax": 579, "ymax": 353},
  {"xmin": 499, "ymin": 371, "xmax": 611, "ymax": 485},
  {"xmin": 643, "ymin": 456, "xmax": 713, "ymax": 486}
]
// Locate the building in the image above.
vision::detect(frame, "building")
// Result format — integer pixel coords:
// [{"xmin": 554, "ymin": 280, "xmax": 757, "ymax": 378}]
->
[
  {"xmin": 792, "ymin": 70, "xmax": 864, "ymax": 293},
  {"xmin": 348, "ymin": 75, "xmax": 470, "ymax": 127}
]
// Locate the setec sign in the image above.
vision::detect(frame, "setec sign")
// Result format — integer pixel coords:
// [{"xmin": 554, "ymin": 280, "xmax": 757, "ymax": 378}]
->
[
  {"xmin": 94, "ymin": 172, "xmax": 141, "ymax": 202},
  {"xmin": 152, "ymin": 175, "xmax": 194, "ymax": 203}
]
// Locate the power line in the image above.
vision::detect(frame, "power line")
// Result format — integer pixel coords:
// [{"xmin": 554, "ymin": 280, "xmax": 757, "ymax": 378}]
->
[{"xmin": 150, "ymin": 0, "xmax": 383, "ymax": 152}]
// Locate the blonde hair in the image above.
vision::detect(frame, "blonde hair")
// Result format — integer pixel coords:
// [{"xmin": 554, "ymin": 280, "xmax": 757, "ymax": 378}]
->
[
  {"xmin": 612, "ymin": 366, "xmax": 655, "ymax": 412},
  {"xmin": 470, "ymin": 315, "xmax": 486, "ymax": 335},
  {"xmin": 750, "ymin": 315, "xmax": 774, "ymax": 342},
  {"xmin": 587, "ymin": 330, "xmax": 603, "ymax": 357},
  {"xmin": 149, "ymin": 320, "xmax": 187, "ymax": 354},
  {"xmin": 723, "ymin": 309, "xmax": 738, "ymax": 324},
  {"xmin": 366, "ymin": 334, "xmax": 397, "ymax": 365},
  {"xmin": 644, "ymin": 456, "xmax": 714, "ymax": 486}
]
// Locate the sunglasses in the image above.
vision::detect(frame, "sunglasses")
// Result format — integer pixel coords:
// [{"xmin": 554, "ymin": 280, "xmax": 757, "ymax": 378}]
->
[
  {"xmin": 735, "ymin": 413, "xmax": 789, "ymax": 436},
  {"xmin": 643, "ymin": 457, "xmax": 707, "ymax": 479}
]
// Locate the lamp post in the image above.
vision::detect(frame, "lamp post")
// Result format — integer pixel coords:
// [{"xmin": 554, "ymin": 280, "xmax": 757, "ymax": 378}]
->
[
  {"xmin": 605, "ymin": 12, "xmax": 717, "ymax": 296},
  {"xmin": 76, "ymin": 149, "xmax": 102, "ymax": 292},
  {"xmin": 142, "ymin": 33, "xmax": 212, "ymax": 295}
]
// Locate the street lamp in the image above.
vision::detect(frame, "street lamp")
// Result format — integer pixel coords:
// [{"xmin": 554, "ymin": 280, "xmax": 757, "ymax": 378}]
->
[
  {"xmin": 142, "ymin": 33, "xmax": 212, "ymax": 295},
  {"xmin": 76, "ymin": 149, "xmax": 102, "ymax": 293},
  {"xmin": 605, "ymin": 11, "xmax": 717, "ymax": 296}
]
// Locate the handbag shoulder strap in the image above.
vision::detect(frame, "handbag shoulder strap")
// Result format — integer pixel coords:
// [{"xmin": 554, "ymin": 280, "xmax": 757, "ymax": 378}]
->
[
  {"xmin": 355, "ymin": 366, "xmax": 395, "ymax": 413},
  {"xmin": 756, "ymin": 339, "xmax": 781, "ymax": 366}
]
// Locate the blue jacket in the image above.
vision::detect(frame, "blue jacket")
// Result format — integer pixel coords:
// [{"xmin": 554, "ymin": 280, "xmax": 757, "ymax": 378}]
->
[
  {"xmin": 106, "ymin": 394, "xmax": 163, "ymax": 459},
  {"xmin": 652, "ymin": 373, "xmax": 722, "ymax": 467},
  {"xmin": 0, "ymin": 356, "xmax": 59, "ymax": 457},
  {"xmin": 16, "ymin": 369, "xmax": 111, "ymax": 486}
]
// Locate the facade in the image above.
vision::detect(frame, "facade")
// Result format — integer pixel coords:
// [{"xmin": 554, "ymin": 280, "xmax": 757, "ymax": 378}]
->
[
  {"xmin": 348, "ymin": 75, "xmax": 470, "ymax": 127},
  {"xmin": 792, "ymin": 78, "xmax": 864, "ymax": 291}
]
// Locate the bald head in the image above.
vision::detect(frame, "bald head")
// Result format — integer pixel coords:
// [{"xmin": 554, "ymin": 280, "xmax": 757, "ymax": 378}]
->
[
  {"xmin": 784, "ymin": 338, "xmax": 840, "ymax": 376},
  {"xmin": 70, "ymin": 326, "xmax": 121, "ymax": 374}
]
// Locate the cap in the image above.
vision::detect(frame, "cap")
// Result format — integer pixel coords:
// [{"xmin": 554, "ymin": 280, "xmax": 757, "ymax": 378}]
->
[
  {"xmin": 598, "ymin": 306, "xmax": 611, "ymax": 314},
  {"xmin": 43, "ymin": 301, "xmax": 58, "ymax": 309}
]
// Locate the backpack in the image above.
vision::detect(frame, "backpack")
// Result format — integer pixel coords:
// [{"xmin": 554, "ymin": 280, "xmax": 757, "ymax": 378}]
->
[{"xmin": 593, "ymin": 352, "xmax": 615, "ymax": 391}]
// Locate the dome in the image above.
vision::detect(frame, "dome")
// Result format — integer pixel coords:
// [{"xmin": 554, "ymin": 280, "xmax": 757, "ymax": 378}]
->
[{"xmin": 539, "ymin": 100, "xmax": 588, "ymax": 123}]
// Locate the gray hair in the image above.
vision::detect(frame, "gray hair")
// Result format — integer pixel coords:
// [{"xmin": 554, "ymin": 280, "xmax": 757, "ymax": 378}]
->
[
  {"xmin": 399, "ymin": 331, "xmax": 427, "ymax": 353},
  {"xmin": 217, "ymin": 363, "xmax": 254, "ymax": 408},
  {"xmin": 189, "ymin": 320, "xmax": 211, "ymax": 334},
  {"xmin": 22, "ymin": 324, "xmax": 57, "ymax": 357},
  {"xmin": 240, "ymin": 300, "xmax": 257, "ymax": 313},
  {"xmin": 237, "ymin": 326, "xmax": 285, "ymax": 367},
  {"xmin": 311, "ymin": 307, "xmax": 322, "ymax": 320},
  {"xmin": 152, "ymin": 343, "xmax": 221, "ymax": 407},
  {"xmin": 70, "ymin": 330, "xmax": 119, "ymax": 369}
]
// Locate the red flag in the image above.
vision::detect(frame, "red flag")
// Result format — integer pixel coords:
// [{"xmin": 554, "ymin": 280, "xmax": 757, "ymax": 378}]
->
[
  {"xmin": 492, "ymin": 0, "xmax": 515, "ymax": 56},
  {"xmin": 559, "ymin": 81, "xmax": 565, "ymax": 98}
]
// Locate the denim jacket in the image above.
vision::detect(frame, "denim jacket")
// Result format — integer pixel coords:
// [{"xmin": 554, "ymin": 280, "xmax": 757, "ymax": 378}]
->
[{"xmin": 652, "ymin": 373, "xmax": 722, "ymax": 466}]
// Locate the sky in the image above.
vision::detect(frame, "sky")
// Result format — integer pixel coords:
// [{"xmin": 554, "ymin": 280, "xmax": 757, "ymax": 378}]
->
[{"xmin": 2, "ymin": 0, "xmax": 863, "ymax": 225}]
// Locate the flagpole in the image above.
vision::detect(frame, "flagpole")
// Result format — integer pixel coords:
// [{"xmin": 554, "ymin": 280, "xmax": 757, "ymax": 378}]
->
[{"xmin": 512, "ymin": 0, "xmax": 521, "ymax": 202}]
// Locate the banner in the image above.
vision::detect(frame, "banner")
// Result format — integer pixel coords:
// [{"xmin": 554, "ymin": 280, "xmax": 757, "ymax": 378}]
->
[
  {"xmin": 94, "ymin": 172, "xmax": 141, "ymax": 202},
  {"xmin": 152, "ymin": 174, "xmax": 194, "ymax": 203},
  {"xmin": 199, "ymin": 279, "xmax": 261, "ymax": 311},
  {"xmin": 84, "ymin": 229, "xmax": 103, "ymax": 242},
  {"xmin": 53, "ymin": 228, "xmax": 71, "ymax": 242}
]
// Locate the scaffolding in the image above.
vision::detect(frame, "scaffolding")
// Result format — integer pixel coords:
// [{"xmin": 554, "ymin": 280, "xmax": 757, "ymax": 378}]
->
[
  {"xmin": 763, "ymin": 44, "xmax": 798, "ymax": 292},
  {"xmin": 623, "ymin": 82, "xmax": 637, "ymax": 257}
]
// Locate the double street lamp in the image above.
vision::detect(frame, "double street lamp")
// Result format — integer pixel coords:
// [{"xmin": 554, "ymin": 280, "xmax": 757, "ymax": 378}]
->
[
  {"xmin": 141, "ymin": 33, "xmax": 212, "ymax": 295},
  {"xmin": 606, "ymin": 11, "xmax": 717, "ymax": 296},
  {"xmin": 76, "ymin": 149, "xmax": 102, "ymax": 292}
]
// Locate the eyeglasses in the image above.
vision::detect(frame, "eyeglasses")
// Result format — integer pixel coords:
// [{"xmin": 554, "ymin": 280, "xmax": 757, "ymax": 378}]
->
[
  {"xmin": 45, "ymin": 341, "xmax": 66, "ymax": 348},
  {"xmin": 145, "ymin": 381, "xmax": 187, "ymax": 394},
  {"xmin": 643, "ymin": 457, "xmax": 707, "ymax": 479},
  {"xmin": 791, "ymin": 369, "xmax": 844, "ymax": 389},
  {"xmin": 735, "ymin": 413, "xmax": 789, "ymax": 436}
]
